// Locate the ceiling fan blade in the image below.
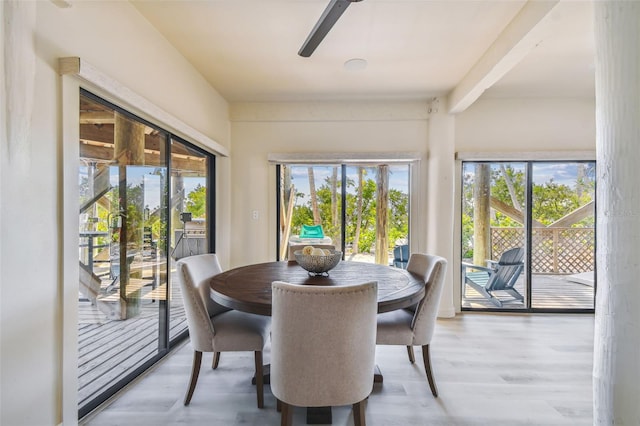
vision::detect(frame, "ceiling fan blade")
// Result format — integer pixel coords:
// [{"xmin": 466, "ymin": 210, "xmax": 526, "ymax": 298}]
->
[{"xmin": 298, "ymin": 0, "xmax": 359, "ymax": 57}]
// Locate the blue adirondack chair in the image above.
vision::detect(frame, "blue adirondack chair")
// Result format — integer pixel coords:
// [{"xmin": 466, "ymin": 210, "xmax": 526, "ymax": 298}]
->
[
  {"xmin": 462, "ymin": 247, "xmax": 524, "ymax": 307},
  {"xmin": 393, "ymin": 244, "xmax": 409, "ymax": 269}
]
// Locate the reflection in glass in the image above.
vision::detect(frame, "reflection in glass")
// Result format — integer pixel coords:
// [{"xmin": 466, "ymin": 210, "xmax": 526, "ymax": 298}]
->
[
  {"xmin": 78, "ymin": 95, "xmax": 168, "ymax": 414},
  {"xmin": 77, "ymin": 93, "xmax": 213, "ymax": 417},
  {"xmin": 169, "ymin": 138, "xmax": 210, "ymax": 340}
]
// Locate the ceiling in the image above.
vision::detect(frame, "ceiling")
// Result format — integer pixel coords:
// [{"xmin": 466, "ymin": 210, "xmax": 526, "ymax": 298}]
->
[{"xmin": 132, "ymin": 0, "xmax": 595, "ymax": 110}]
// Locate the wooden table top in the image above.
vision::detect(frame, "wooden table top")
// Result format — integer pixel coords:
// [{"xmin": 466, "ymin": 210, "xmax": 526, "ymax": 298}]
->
[{"xmin": 210, "ymin": 260, "xmax": 425, "ymax": 316}]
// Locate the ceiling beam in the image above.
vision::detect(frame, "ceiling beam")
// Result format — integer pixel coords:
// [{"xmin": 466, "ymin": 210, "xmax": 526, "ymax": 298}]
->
[
  {"xmin": 79, "ymin": 141, "xmax": 207, "ymax": 173},
  {"xmin": 447, "ymin": 0, "xmax": 560, "ymax": 114}
]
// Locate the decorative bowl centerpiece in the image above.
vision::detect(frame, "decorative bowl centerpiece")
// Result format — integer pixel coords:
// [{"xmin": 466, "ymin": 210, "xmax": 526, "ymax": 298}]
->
[{"xmin": 294, "ymin": 246, "xmax": 342, "ymax": 276}]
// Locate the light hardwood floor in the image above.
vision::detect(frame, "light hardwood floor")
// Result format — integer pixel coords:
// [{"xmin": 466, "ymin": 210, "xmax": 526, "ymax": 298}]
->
[{"xmin": 81, "ymin": 313, "xmax": 594, "ymax": 426}]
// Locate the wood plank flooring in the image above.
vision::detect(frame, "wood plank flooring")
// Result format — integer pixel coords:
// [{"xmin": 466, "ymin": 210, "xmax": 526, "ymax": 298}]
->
[{"xmin": 80, "ymin": 313, "xmax": 594, "ymax": 426}]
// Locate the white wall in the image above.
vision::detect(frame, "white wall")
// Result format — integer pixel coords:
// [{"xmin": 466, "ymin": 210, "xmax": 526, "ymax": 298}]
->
[
  {"xmin": 229, "ymin": 101, "xmax": 431, "ymax": 268},
  {"xmin": 1, "ymin": 2, "xmax": 230, "ymax": 425},
  {"xmin": 229, "ymin": 97, "xmax": 596, "ymax": 314},
  {"xmin": 456, "ymin": 97, "xmax": 596, "ymax": 151},
  {"xmin": 452, "ymin": 96, "xmax": 596, "ymax": 309}
]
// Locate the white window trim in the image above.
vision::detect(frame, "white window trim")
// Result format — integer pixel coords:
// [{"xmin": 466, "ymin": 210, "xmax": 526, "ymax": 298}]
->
[
  {"xmin": 268, "ymin": 152, "xmax": 421, "ymax": 164},
  {"xmin": 456, "ymin": 151, "xmax": 596, "ymax": 161},
  {"xmin": 59, "ymin": 57, "xmax": 229, "ymax": 157}
]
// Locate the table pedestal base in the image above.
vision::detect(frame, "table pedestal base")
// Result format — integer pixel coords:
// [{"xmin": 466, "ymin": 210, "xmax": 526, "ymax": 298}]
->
[
  {"xmin": 374, "ymin": 364, "xmax": 383, "ymax": 383},
  {"xmin": 306, "ymin": 406, "xmax": 332, "ymax": 424},
  {"xmin": 253, "ymin": 364, "xmax": 384, "ymax": 424}
]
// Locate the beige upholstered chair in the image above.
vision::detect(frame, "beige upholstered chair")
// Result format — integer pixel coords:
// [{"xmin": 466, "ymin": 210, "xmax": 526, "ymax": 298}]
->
[
  {"xmin": 271, "ymin": 281, "xmax": 378, "ymax": 426},
  {"xmin": 376, "ymin": 253, "xmax": 448, "ymax": 397},
  {"xmin": 176, "ymin": 254, "xmax": 271, "ymax": 408}
]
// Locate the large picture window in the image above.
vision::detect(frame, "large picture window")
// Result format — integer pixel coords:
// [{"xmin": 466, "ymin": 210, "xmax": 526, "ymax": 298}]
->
[
  {"xmin": 461, "ymin": 161, "xmax": 596, "ymax": 312},
  {"xmin": 277, "ymin": 163, "xmax": 410, "ymax": 267}
]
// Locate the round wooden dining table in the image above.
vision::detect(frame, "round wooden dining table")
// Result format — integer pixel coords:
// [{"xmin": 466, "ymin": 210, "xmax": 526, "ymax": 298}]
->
[
  {"xmin": 209, "ymin": 260, "xmax": 424, "ymax": 424},
  {"xmin": 209, "ymin": 260, "xmax": 425, "ymax": 316}
]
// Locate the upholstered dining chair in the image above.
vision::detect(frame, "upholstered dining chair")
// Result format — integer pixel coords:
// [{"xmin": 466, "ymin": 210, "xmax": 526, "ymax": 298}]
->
[
  {"xmin": 376, "ymin": 253, "xmax": 448, "ymax": 397},
  {"xmin": 176, "ymin": 253, "xmax": 271, "ymax": 408},
  {"xmin": 271, "ymin": 281, "xmax": 378, "ymax": 426}
]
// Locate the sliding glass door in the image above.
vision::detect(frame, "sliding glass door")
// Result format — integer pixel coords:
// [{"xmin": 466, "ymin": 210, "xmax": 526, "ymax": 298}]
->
[
  {"xmin": 530, "ymin": 162, "xmax": 596, "ymax": 309},
  {"xmin": 461, "ymin": 161, "xmax": 595, "ymax": 312},
  {"xmin": 78, "ymin": 90, "xmax": 215, "ymax": 417},
  {"xmin": 168, "ymin": 138, "xmax": 213, "ymax": 340}
]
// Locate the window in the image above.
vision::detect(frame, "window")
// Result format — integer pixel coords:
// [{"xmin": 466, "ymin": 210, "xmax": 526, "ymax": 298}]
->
[
  {"xmin": 461, "ymin": 161, "xmax": 596, "ymax": 312},
  {"xmin": 277, "ymin": 163, "xmax": 410, "ymax": 266}
]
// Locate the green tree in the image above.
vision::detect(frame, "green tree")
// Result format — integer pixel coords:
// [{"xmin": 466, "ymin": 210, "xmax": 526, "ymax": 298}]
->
[
  {"xmin": 186, "ymin": 184, "xmax": 206, "ymax": 218},
  {"xmin": 531, "ymin": 180, "xmax": 582, "ymax": 225},
  {"xmin": 289, "ymin": 173, "xmax": 410, "ymax": 256}
]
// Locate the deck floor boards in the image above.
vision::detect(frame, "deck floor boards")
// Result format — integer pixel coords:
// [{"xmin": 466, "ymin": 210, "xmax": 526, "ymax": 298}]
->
[
  {"xmin": 78, "ymin": 268, "xmax": 187, "ymax": 408},
  {"xmin": 463, "ymin": 274, "xmax": 594, "ymax": 309}
]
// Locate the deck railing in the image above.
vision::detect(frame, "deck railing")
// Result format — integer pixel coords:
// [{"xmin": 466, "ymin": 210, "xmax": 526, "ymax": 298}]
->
[{"xmin": 491, "ymin": 227, "xmax": 595, "ymax": 274}]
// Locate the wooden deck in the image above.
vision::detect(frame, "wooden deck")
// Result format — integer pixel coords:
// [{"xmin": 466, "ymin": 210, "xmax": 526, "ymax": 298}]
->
[
  {"xmin": 462, "ymin": 273, "xmax": 595, "ymax": 310},
  {"xmin": 78, "ymin": 267, "xmax": 188, "ymax": 410}
]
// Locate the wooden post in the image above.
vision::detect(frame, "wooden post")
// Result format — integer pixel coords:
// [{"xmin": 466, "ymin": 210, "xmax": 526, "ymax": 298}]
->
[
  {"xmin": 473, "ymin": 164, "xmax": 491, "ymax": 265},
  {"xmin": 114, "ymin": 112, "xmax": 146, "ymax": 319},
  {"xmin": 331, "ymin": 166, "xmax": 338, "ymax": 228},
  {"xmin": 280, "ymin": 185, "xmax": 295, "ymax": 260},
  {"xmin": 552, "ymin": 228, "xmax": 559, "ymax": 274},
  {"xmin": 594, "ymin": 2, "xmax": 640, "ymax": 423},
  {"xmin": 353, "ymin": 167, "xmax": 364, "ymax": 254},
  {"xmin": 308, "ymin": 167, "xmax": 321, "ymax": 225},
  {"xmin": 375, "ymin": 165, "xmax": 389, "ymax": 265}
]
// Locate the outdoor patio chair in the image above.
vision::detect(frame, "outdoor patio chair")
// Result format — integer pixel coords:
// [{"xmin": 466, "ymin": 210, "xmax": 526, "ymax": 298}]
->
[
  {"xmin": 392, "ymin": 244, "xmax": 409, "ymax": 269},
  {"xmin": 462, "ymin": 247, "xmax": 525, "ymax": 307}
]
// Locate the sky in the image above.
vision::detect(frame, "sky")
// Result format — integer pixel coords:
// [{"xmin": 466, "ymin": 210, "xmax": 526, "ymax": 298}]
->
[
  {"xmin": 462, "ymin": 162, "xmax": 596, "ymax": 188},
  {"xmin": 288, "ymin": 165, "xmax": 410, "ymax": 204}
]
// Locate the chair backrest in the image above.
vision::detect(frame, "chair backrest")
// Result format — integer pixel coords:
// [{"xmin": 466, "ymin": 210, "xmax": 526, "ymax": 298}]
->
[
  {"xmin": 487, "ymin": 247, "xmax": 524, "ymax": 291},
  {"xmin": 176, "ymin": 254, "xmax": 228, "ymax": 352},
  {"xmin": 299, "ymin": 224, "xmax": 325, "ymax": 239},
  {"xmin": 270, "ymin": 281, "xmax": 378, "ymax": 408},
  {"xmin": 406, "ymin": 253, "xmax": 448, "ymax": 345},
  {"xmin": 393, "ymin": 244, "xmax": 410, "ymax": 269}
]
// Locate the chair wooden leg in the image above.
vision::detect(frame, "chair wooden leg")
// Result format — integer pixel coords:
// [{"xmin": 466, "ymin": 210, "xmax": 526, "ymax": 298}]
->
[
  {"xmin": 184, "ymin": 350, "xmax": 202, "ymax": 405},
  {"xmin": 422, "ymin": 344, "xmax": 438, "ymax": 397},
  {"xmin": 280, "ymin": 401, "xmax": 293, "ymax": 426},
  {"xmin": 406, "ymin": 345, "xmax": 415, "ymax": 364},
  {"xmin": 353, "ymin": 400, "xmax": 366, "ymax": 426},
  {"xmin": 212, "ymin": 352, "xmax": 220, "ymax": 369},
  {"xmin": 276, "ymin": 398, "xmax": 282, "ymax": 412},
  {"xmin": 254, "ymin": 351, "xmax": 264, "ymax": 408}
]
